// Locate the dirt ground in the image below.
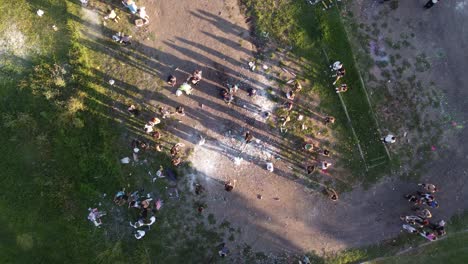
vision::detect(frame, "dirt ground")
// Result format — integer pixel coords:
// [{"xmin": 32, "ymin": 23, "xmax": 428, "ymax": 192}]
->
[{"xmin": 82, "ymin": 0, "xmax": 468, "ymax": 258}]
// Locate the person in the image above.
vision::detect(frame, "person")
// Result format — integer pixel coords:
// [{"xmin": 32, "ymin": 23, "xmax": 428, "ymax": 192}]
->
[
  {"xmin": 426, "ymin": 200, "xmax": 439, "ymax": 208},
  {"xmin": 402, "ymin": 224, "xmax": 418, "ymax": 234},
  {"xmin": 382, "ymin": 134, "xmax": 396, "ymax": 144},
  {"xmin": 400, "ymin": 215, "xmax": 427, "ymax": 228},
  {"xmin": 122, "ymin": 0, "xmax": 138, "ymax": 14},
  {"xmin": 151, "ymin": 130, "xmax": 161, "ymax": 140},
  {"xmin": 325, "ymin": 187, "xmax": 338, "ymax": 201},
  {"xmin": 159, "ymin": 106, "xmax": 171, "ymax": 119},
  {"xmin": 112, "ymin": 32, "xmax": 132, "ymax": 45},
  {"xmin": 134, "ymin": 230, "xmax": 146, "ymax": 239},
  {"xmin": 293, "ymin": 81, "xmax": 302, "ymax": 92},
  {"xmin": 420, "ymin": 231, "xmax": 437, "ymax": 241},
  {"xmin": 306, "ymin": 165, "xmax": 315, "ymax": 174},
  {"xmin": 148, "ymin": 117, "xmax": 160, "ymax": 126},
  {"xmin": 418, "ymin": 209, "xmax": 432, "ymax": 219},
  {"xmin": 130, "ymin": 216, "xmax": 156, "ymax": 228},
  {"xmin": 244, "ymin": 131, "xmax": 253, "ymax": 144},
  {"xmin": 324, "ymin": 116, "xmax": 335, "ymax": 125},
  {"xmin": 248, "ymin": 88, "xmax": 257, "ymax": 97},
  {"xmin": 322, "ymin": 149, "xmax": 330, "ymax": 156},
  {"xmin": 332, "ymin": 67, "xmax": 346, "ymax": 85},
  {"xmin": 167, "ymin": 75, "xmax": 176, "ymax": 87},
  {"xmin": 188, "ymin": 70, "xmax": 202, "ymax": 85},
  {"xmin": 104, "ymin": 9, "xmax": 120, "ymax": 22},
  {"xmin": 176, "ymin": 106, "xmax": 185, "ymax": 116},
  {"xmin": 144, "ymin": 123, "xmax": 154, "ymax": 133},
  {"xmin": 170, "ymin": 143, "xmax": 184, "ymax": 157},
  {"xmin": 417, "ymin": 192, "xmax": 435, "ymax": 203},
  {"xmin": 172, "ymin": 157, "xmax": 181, "ymax": 166},
  {"xmin": 127, "ymin": 104, "xmax": 140, "ymax": 116},
  {"xmin": 284, "ymin": 101, "xmax": 294, "ymax": 111},
  {"xmin": 138, "ymin": 7, "xmax": 149, "ymax": 24},
  {"xmin": 335, "ymin": 84, "xmax": 348, "ymax": 93},
  {"xmin": 87, "ymin": 208, "xmax": 105, "ymax": 227},
  {"xmin": 330, "ymin": 61, "xmax": 343, "ymax": 71},
  {"xmin": 221, "ymin": 89, "xmax": 234, "ymax": 104},
  {"xmin": 224, "ymin": 180, "xmax": 236, "ymax": 192},
  {"xmin": 218, "ymin": 243, "xmax": 230, "ymax": 257},
  {"xmin": 177, "ymin": 82, "xmax": 193, "ymax": 96},
  {"xmin": 429, "ymin": 220, "xmax": 446, "ymax": 236},
  {"xmin": 404, "ymin": 193, "xmax": 420, "ymax": 203},
  {"xmin": 114, "ymin": 189, "xmax": 129, "ymax": 206},
  {"xmin": 321, "ymin": 161, "xmax": 332, "ymax": 171},
  {"xmin": 418, "ymin": 183, "xmax": 438, "ymax": 193},
  {"xmin": 424, "ymin": 0, "xmax": 439, "ymax": 9},
  {"xmin": 195, "ymin": 184, "xmax": 204, "ymax": 195},
  {"xmin": 286, "ymin": 90, "xmax": 295, "ymax": 100}
]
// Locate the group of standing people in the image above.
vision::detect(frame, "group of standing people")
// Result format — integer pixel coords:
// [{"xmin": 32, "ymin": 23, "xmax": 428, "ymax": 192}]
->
[{"xmin": 400, "ymin": 183, "xmax": 446, "ymax": 241}]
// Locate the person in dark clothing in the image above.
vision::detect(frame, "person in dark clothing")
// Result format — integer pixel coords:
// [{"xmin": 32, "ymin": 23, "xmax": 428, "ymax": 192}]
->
[
  {"xmin": 244, "ymin": 131, "xmax": 253, "ymax": 144},
  {"xmin": 425, "ymin": 0, "xmax": 439, "ymax": 9}
]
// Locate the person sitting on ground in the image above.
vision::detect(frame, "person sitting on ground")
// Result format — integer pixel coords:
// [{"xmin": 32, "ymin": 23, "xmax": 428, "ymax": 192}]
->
[
  {"xmin": 137, "ymin": 7, "xmax": 149, "ymax": 24},
  {"xmin": 172, "ymin": 157, "xmax": 181, "ymax": 166},
  {"xmin": 112, "ymin": 32, "xmax": 132, "ymax": 45},
  {"xmin": 127, "ymin": 104, "xmax": 140, "ymax": 116},
  {"xmin": 330, "ymin": 61, "xmax": 343, "ymax": 71},
  {"xmin": 325, "ymin": 187, "xmax": 338, "ymax": 201},
  {"xmin": 224, "ymin": 180, "xmax": 236, "ymax": 192},
  {"xmin": 400, "ymin": 215, "xmax": 428, "ymax": 228},
  {"xmin": 218, "ymin": 243, "xmax": 230, "ymax": 257},
  {"xmin": 429, "ymin": 220, "xmax": 446, "ymax": 236},
  {"xmin": 248, "ymin": 88, "xmax": 257, "ymax": 97},
  {"xmin": 404, "ymin": 193, "xmax": 422, "ymax": 204},
  {"xmin": 144, "ymin": 123, "xmax": 154, "ymax": 133},
  {"xmin": 286, "ymin": 90, "xmax": 295, "ymax": 100},
  {"xmin": 87, "ymin": 208, "xmax": 105, "ymax": 227},
  {"xmin": 402, "ymin": 224, "xmax": 419, "ymax": 234},
  {"xmin": 122, "ymin": 0, "xmax": 138, "ymax": 14},
  {"xmin": 188, "ymin": 70, "xmax": 202, "ymax": 85},
  {"xmin": 306, "ymin": 165, "xmax": 315, "ymax": 174},
  {"xmin": 221, "ymin": 89, "xmax": 234, "ymax": 104},
  {"xmin": 104, "ymin": 9, "xmax": 120, "ymax": 22},
  {"xmin": 293, "ymin": 80, "xmax": 302, "ymax": 92},
  {"xmin": 176, "ymin": 106, "xmax": 185, "ymax": 116},
  {"xmin": 321, "ymin": 161, "xmax": 332, "ymax": 171},
  {"xmin": 425, "ymin": 200, "xmax": 439, "ymax": 208},
  {"xmin": 148, "ymin": 117, "xmax": 160, "ymax": 126},
  {"xmin": 321, "ymin": 149, "xmax": 330, "ymax": 156},
  {"xmin": 324, "ymin": 116, "xmax": 335, "ymax": 125},
  {"xmin": 420, "ymin": 231, "xmax": 437, "ymax": 241},
  {"xmin": 170, "ymin": 143, "xmax": 184, "ymax": 157},
  {"xmin": 418, "ymin": 208, "xmax": 432, "ymax": 219},
  {"xmin": 417, "ymin": 192, "xmax": 435, "ymax": 203},
  {"xmin": 134, "ymin": 230, "xmax": 146, "ymax": 239},
  {"xmin": 159, "ymin": 106, "xmax": 171, "ymax": 119},
  {"xmin": 167, "ymin": 75, "xmax": 176, "ymax": 87},
  {"xmin": 284, "ymin": 101, "xmax": 294, "ymax": 111},
  {"xmin": 195, "ymin": 183, "xmax": 204, "ymax": 195},
  {"xmin": 381, "ymin": 134, "xmax": 396, "ymax": 144},
  {"xmin": 418, "ymin": 183, "xmax": 438, "ymax": 193},
  {"xmin": 244, "ymin": 131, "xmax": 253, "ymax": 144},
  {"xmin": 335, "ymin": 84, "xmax": 348, "ymax": 93},
  {"xmin": 114, "ymin": 189, "xmax": 129, "ymax": 206},
  {"xmin": 130, "ymin": 215, "xmax": 156, "ymax": 228},
  {"xmin": 151, "ymin": 130, "xmax": 161, "ymax": 140},
  {"xmin": 332, "ymin": 66, "xmax": 346, "ymax": 85}
]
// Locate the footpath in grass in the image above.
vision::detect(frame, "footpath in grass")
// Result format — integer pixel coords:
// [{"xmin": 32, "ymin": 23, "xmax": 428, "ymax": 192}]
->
[{"xmin": 242, "ymin": 0, "xmax": 389, "ymax": 182}]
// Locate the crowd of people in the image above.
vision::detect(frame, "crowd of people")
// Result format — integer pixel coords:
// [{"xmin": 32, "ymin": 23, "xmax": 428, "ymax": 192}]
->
[{"xmin": 400, "ymin": 183, "xmax": 446, "ymax": 241}]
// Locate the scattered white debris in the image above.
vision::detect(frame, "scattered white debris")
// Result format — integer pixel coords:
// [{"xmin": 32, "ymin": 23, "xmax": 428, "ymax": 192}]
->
[
  {"xmin": 109, "ymin": 79, "xmax": 115, "ymax": 85},
  {"xmin": 37, "ymin": 10, "xmax": 44, "ymax": 17},
  {"xmin": 298, "ymin": 115, "xmax": 304, "ymax": 121},
  {"xmin": 120, "ymin": 157, "xmax": 130, "ymax": 164},
  {"xmin": 198, "ymin": 135, "xmax": 205, "ymax": 146},
  {"xmin": 262, "ymin": 64, "xmax": 268, "ymax": 70},
  {"xmin": 52, "ymin": 25, "xmax": 58, "ymax": 31}
]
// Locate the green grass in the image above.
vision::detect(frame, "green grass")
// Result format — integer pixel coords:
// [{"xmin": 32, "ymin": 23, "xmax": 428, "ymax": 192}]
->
[{"xmin": 242, "ymin": 0, "xmax": 389, "ymax": 183}]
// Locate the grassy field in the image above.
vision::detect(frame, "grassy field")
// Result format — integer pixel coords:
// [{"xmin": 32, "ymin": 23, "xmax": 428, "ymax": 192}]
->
[{"xmin": 242, "ymin": 0, "xmax": 390, "ymax": 182}]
